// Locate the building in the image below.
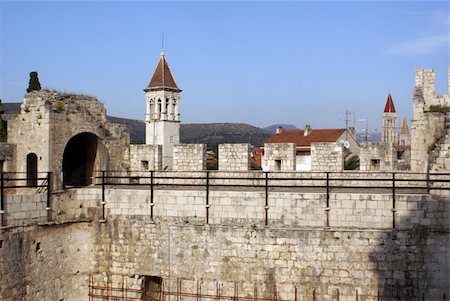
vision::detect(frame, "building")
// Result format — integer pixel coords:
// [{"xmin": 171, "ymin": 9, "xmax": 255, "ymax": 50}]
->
[
  {"xmin": 381, "ymin": 92, "xmax": 398, "ymax": 144},
  {"xmin": 360, "ymin": 93, "xmax": 412, "ymax": 171},
  {"xmin": 261, "ymin": 125, "xmax": 359, "ymax": 171},
  {"xmin": 144, "ymin": 49, "xmax": 181, "ymax": 170}
]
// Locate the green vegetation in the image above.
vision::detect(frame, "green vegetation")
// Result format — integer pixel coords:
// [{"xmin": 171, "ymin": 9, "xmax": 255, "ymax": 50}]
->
[
  {"xmin": 429, "ymin": 104, "xmax": 450, "ymax": 113},
  {"xmin": 344, "ymin": 153, "xmax": 360, "ymax": 170},
  {"xmin": 26, "ymin": 71, "xmax": 42, "ymax": 93}
]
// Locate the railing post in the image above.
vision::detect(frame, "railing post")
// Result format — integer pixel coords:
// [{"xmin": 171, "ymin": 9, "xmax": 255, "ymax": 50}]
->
[
  {"xmin": 206, "ymin": 171, "xmax": 210, "ymax": 224},
  {"xmin": 101, "ymin": 171, "xmax": 106, "ymax": 221},
  {"xmin": 325, "ymin": 172, "xmax": 330, "ymax": 228},
  {"xmin": 426, "ymin": 164, "xmax": 430, "ymax": 193},
  {"xmin": 326, "ymin": 172, "xmax": 330, "ymax": 205},
  {"xmin": 46, "ymin": 172, "xmax": 52, "ymax": 222},
  {"xmin": 0, "ymin": 172, "xmax": 4, "ymax": 227},
  {"xmin": 264, "ymin": 172, "xmax": 269, "ymax": 226},
  {"xmin": 150, "ymin": 171, "xmax": 154, "ymax": 221},
  {"xmin": 392, "ymin": 172, "xmax": 396, "ymax": 229}
]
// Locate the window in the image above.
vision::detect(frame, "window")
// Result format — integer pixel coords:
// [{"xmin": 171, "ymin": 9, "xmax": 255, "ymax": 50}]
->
[
  {"xmin": 141, "ymin": 160, "xmax": 149, "ymax": 170},
  {"xmin": 275, "ymin": 160, "xmax": 282, "ymax": 171},
  {"xmin": 370, "ymin": 159, "xmax": 380, "ymax": 171}
]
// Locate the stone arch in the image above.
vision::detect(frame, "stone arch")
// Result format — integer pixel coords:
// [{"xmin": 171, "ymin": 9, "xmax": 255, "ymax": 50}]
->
[
  {"xmin": 62, "ymin": 132, "xmax": 109, "ymax": 187},
  {"xmin": 26, "ymin": 153, "xmax": 38, "ymax": 187}
]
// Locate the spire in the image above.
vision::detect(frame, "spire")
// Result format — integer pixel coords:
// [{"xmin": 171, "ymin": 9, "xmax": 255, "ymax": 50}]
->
[
  {"xmin": 400, "ymin": 116, "xmax": 409, "ymax": 135},
  {"xmin": 146, "ymin": 50, "xmax": 180, "ymax": 91},
  {"xmin": 383, "ymin": 92, "xmax": 396, "ymax": 113}
]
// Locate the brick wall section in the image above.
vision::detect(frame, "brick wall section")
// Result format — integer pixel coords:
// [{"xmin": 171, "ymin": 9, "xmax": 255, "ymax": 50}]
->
[
  {"xmin": 130, "ymin": 144, "xmax": 162, "ymax": 171},
  {"xmin": 359, "ymin": 142, "xmax": 395, "ymax": 171},
  {"xmin": 173, "ymin": 144, "xmax": 206, "ymax": 171},
  {"xmin": 262, "ymin": 143, "xmax": 296, "ymax": 171},
  {"xmin": 2, "ymin": 193, "xmax": 47, "ymax": 227},
  {"xmin": 218, "ymin": 143, "xmax": 251, "ymax": 171},
  {"xmin": 310, "ymin": 142, "xmax": 344, "ymax": 171}
]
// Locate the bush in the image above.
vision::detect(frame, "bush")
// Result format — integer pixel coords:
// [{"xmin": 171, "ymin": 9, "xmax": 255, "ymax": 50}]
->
[{"xmin": 26, "ymin": 71, "xmax": 41, "ymax": 93}]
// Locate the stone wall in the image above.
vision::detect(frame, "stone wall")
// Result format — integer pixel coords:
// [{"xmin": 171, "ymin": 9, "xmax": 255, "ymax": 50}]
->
[
  {"xmin": 0, "ymin": 143, "xmax": 16, "ymax": 173},
  {"xmin": 359, "ymin": 142, "xmax": 395, "ymax": 171},
  {"xmin": 130, "ymin": 144, "xmax": 162, "ymax": 171},
  {"xmin": 218, "ymin": 143, "xmax": 251, "ymax": 171},
  {"xmin": 173, "ymin": 144, "xmax": 206, "ymax": 171},
  {"xmin": 262, "ymin": 143, "xmax": 296, "ymax": 172},
  {"xmin": 1, "ymin": 181, "xmax": 449, "ymax": 300},
  {"xmin": 0, "ymin": 223, "xmax": 95, "ymax": 301},
  {"xmin": 7, "ymin": 90, "xmax": 131, "ymax": 190},
  {"xmin": 411, "ymin": 69, "xmax": 450, "ymax": 172},
  {"xmin": 311, "ymin": 143, "xmax": 344, "ymax": 171},
  {"xmin": 2, "ymin": 193, "xmax": 47, "ymax": 227}
]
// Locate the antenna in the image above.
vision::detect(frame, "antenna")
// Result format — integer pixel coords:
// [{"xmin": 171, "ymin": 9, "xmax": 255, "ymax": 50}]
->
[{"xmin": 162, "ymin": 30, "xmax": 165, "ymax": 51}]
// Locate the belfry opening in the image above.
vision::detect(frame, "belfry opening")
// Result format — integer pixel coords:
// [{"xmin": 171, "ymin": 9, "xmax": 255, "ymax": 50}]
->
[{"xmin": 62, "ymin": 132, "xmax": 108, "ymax": 187}]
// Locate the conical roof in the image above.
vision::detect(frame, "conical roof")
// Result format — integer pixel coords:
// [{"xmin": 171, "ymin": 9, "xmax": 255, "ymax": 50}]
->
[
  {"xmin": 383, "ymin": 93, "xmax": 396, "ymax": 113},
  {"xmin": 146, "ymin": 50, "xmax": 180, "ymax": 91},
  {"xmin": 400, "ymin": 116, "xmax": 409, "ymax": 135}
]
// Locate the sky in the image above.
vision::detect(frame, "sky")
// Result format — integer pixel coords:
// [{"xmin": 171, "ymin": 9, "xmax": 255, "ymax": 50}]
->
[{"xmin": 0, "ymin": 1, "xmax": 449, "ymax": 133}]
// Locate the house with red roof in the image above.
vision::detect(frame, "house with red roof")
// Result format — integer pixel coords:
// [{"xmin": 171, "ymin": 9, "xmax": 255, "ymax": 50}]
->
[{"xmin": 261, "ymin": 125, "xmax": 359, "ymax": 171}]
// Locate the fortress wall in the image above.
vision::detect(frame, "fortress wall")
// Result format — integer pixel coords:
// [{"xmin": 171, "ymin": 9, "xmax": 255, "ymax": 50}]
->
[
  {"xmin": 91, "ymin": 216, "xmax": 449, "ymax": 300},
  {"xmin": 0, "ymin": 187, "xmax": 449, "ymax": 300},
  {"xmin": 311, "ymin": 143, "xmax": 344, "ymax": 171},
  {"xmin": 0, "ymin": 223, "xmax": 95, "ymax": 301},
  {"xmin": 218, "ymin": 143, "xmax": 251, "ymax": 171},
  {"xmin": 173, "ymin": 144, "xmax": 206, "ymax": 171},
  {"xmin": 2, "ymin": 193, "xmax": 47, "ymax": 227},
  {"xmin": 100, "ymin": 188, "xmax": 447, "ymax": 230}
]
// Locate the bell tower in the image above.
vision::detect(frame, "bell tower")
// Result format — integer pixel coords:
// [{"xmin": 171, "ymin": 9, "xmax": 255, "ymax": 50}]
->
[
  {"xmin": 144, "ymin": 49, "xmax": 181, "ymax": 169},
  {"xmin": 381, "ymin": 92, "xmax": 398, "ymax": 144}
]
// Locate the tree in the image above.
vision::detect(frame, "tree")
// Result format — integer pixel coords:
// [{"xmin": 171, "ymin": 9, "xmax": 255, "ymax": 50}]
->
[{"xmin": 26, "ymin": 71, "xmax": 41, "ymax": 93}]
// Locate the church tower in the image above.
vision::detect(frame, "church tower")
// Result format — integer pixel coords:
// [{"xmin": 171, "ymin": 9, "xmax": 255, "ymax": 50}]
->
[
  {"xmin": 144, "ymin": 49, "xmax": 181, "ymax": 169},
  {"xmin": 399, "ymin": 116, "xmax": 411, "ymax": 146},
  {"xmin": 382, "ymin": 92, "xmax": 398, "ymax": 144}
]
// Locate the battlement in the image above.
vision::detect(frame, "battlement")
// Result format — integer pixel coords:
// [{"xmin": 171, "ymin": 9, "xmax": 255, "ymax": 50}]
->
[{"xmin": 415, "ymin": 68, "xmax": 450, "ymax": 98}]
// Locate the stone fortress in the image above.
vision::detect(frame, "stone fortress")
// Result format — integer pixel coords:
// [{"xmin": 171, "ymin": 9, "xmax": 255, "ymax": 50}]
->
[{"xmin": 0, "ymin": 49, "xmax": 449, "ymax": 300}]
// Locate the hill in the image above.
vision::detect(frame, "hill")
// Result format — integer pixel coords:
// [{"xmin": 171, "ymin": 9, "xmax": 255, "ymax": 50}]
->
[
  {"xmin": 108, "ymin": 117, "xmax": 271, "ymax": 149},
  {"xmin": 263, "ymin": 124, "xmax": 298, "ymax": 134},
  {"xmin": 181, "ymin": 123, "xmax": 271, "ymax": 150}
]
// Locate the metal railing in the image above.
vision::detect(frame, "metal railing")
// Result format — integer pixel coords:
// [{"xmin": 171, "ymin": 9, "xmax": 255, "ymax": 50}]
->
[
  {"xmin": 0, "ymin": 172, "xmax": 52, "ymax": 227},
  {"xmin": 92, "ymin": 170, "xmax": 450, "ymax": 225}
]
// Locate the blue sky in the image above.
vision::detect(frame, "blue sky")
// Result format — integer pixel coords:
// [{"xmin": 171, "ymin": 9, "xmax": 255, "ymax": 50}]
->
[{"xmin": 1, "ymin": 1, "xmax": 449, "ymax": 132}]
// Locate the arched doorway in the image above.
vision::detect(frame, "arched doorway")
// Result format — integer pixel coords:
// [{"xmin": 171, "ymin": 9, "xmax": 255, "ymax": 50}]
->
[
  {"xmin": 26, "ymin": 153, "xmax": 38, "ymax": 187},
  {"xmin": 62, "ymin": 133, "xmax": 108, "ymax": 187}
]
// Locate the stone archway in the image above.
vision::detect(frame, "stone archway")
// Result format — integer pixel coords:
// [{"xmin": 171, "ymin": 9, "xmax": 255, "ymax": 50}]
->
[{"xmin": 62, "ymin": 132, "xmax": 108, "ymax": 187}]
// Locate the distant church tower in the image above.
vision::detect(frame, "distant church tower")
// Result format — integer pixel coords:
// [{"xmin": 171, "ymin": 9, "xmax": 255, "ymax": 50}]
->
[
  {"xmin": 382, "ymin": 92, "xmax": 398, "ymax": 144},
  {"xmin": 399, "ymin": 116, "xmax": 411, "ymax": 146},
  {"xmin": 144, "ymin": 49, "xmax": 181, "ymax": 169}
]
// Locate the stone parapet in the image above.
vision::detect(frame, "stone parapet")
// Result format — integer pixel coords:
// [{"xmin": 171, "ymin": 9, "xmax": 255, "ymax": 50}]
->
[{"xmin": 218, "ymin": 143, "xmax": 251, "ymax": 171}]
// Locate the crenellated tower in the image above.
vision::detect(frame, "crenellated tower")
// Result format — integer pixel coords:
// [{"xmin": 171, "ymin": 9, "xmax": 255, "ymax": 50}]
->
[
  {"xmin": 381, "ymin": 92, "xmax": 398, "ymax": 144},
  {"xmin": 144, "ymin": 49, "xmax": 181, "ymax": 169}
]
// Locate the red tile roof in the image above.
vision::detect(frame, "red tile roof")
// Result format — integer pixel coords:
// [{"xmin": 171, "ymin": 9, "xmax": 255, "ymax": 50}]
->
[
  {"xmin": 383, "ymin": 93, "xmax": 396, "ymax": 113},
  {"xmin": 263, "ymin": 129, "xmax": 346, "ymax": 149},
  {"xmin": 146, "ymin": 51, "xmax": 179, "ymax": 90}
]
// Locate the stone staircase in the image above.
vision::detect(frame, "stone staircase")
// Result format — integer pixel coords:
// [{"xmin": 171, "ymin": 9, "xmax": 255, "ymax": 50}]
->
[{"xmin": 430, "ymin": 112, "xmax": 450, "ymax": 171}]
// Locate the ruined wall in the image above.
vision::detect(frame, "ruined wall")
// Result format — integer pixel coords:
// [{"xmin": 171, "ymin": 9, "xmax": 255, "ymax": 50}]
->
[
  {"xmin": 411, "ymin": 69, "xmax": 450, "ymax": 172},
  {"xmin": 7, "ymin": 90, "xmax": 131, "ymax": 190},
  {"xmin": 130, "ymin": 144, "xmax": 162, "ymax": 171},
  {"xmin": 310, "ymin": 143, "xmax": 344, "ymax": 171},
  {"xmin": 218, "ymin": 143, "xmax": 251, "ymax": 171},
  {"xmin": 0, "ymin": 143, "xmax": 16, "ymax": 172},
  {"xmin": 262, "ymin": 143, "xmax": 296, "ymax": 172},
  {"xmin": 359, "ymin": 142, "xmax": 395, "ymax": 171},
  {"xmin": 173, "ymin": 144, "xmax": 206, "ymax": 171}
]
